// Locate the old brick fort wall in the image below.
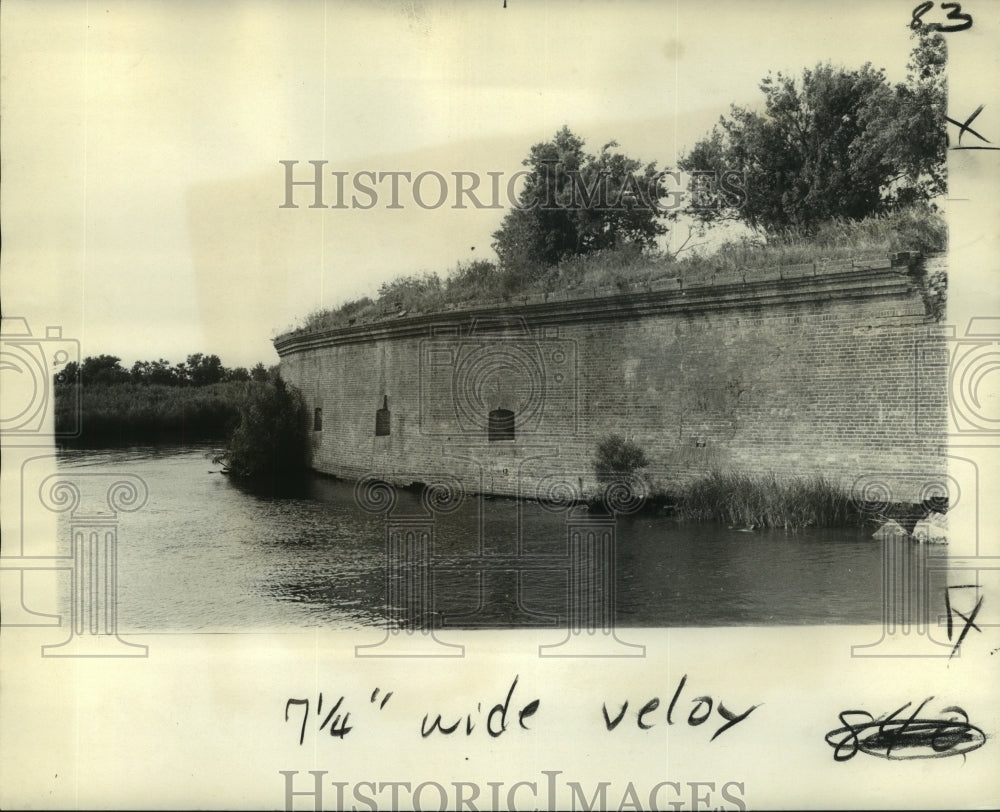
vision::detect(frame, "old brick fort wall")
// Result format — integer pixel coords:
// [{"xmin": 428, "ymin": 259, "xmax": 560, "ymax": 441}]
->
[{"xmin": 274, "ymin": 257, "xmax": 947, "ymax": 504}]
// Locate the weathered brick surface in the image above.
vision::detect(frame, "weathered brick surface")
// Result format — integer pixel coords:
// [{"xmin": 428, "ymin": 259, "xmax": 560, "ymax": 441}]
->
[{"xmin": 276, "ymin": 263, "xmax": 948, "ymax": 504}]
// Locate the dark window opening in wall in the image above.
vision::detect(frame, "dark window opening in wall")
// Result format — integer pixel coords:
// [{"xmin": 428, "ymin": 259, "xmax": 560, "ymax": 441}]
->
[
  {"xmin": 375, "ymin": 395, "xmax": 390, "ymax": 436},
  {"xmin": 488, "ymin": 408, "xmax": 515, "ymax": 441},
  {"xmin": 313, "ymin": 408, "xmax": 323, "ymax": 432}
]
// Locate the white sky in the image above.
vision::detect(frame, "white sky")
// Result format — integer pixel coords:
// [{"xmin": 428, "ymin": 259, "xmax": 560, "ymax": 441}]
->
[{"xmin": 0, "ymin": 0, "xmax": 983, "ymax": 367}]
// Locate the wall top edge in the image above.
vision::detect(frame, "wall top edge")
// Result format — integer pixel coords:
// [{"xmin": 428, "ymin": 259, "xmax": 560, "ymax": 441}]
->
[{"xmin": 274, "ymin": 259, "xmax": 920, "ymax": 356}]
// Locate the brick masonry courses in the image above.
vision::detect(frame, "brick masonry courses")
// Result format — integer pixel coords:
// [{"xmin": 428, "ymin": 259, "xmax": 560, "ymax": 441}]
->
[{"xmin": 274, "ymin": 256, "xmax": 948, "ymax": 505}]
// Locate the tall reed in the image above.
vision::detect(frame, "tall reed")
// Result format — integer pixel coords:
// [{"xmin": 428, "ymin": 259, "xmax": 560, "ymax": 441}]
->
[
  {"xmin": 54, "ymin": 381, "xmax": 248, "ymax": 443},
  {"xmin": 677, "ymin": 470, "xmax": 863, "ymax": 530}
]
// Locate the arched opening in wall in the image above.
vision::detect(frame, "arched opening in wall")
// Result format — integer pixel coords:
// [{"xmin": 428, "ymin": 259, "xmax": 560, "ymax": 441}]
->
[
  {"xmin": 488, "ymin": 408, "xmax": 515, "ymax": 441},
  {"xmin": 375, "ymin": 395, "xmax": 390, "ymax": 436},
  {"xmin": 313, "ymin": 408, "xmax": 323, "ymax": 432}
]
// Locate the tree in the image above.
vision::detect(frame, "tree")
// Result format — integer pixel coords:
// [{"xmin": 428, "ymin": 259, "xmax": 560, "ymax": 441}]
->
[
  {"xmin": 186, "ymin": 353, "xmax": 226, "ymax": 386},
  {"xmin": 79, "ymin": 355, "xmax": 129, "ymax": 385},
  {"xmin": 492, "ymin": 126, "xmax": 667, "ymax": 272},
  {"xmin": 56, "ymin": 360, "xmax": 79, "ymax": 385},
  {"xmin": 173, "ymin": 361, "xmax": 190, "ymax": 385},
  {"xmin": 250, "ymin": 362, "xmax": 269, "ymax": 383},
  {"xmin": 146, "ymin": 359, "xmax": 179, "ymax": 385},
  {"xmin": 860, "ymin": 29, "xmax": 946, "ymax": 206},
  {"xmin": 679, "ymin": 32, "xmax": 946, "ymax": 231}
]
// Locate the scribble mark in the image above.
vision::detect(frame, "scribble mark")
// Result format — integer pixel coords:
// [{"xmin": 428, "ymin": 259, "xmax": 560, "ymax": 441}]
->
[
  {"xmin": 825, "ymin": 698, "xmax": 986, "ymax": 761},
  {"xmin": 947, "ymin": 105, "xmax": 989, "ymax": 146}
]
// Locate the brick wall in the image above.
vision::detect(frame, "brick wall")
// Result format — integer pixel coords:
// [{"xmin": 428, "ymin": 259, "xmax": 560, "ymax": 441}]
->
[{"xmin": 276, "ymin": 259, "xmax": 948, "ymax": 504}]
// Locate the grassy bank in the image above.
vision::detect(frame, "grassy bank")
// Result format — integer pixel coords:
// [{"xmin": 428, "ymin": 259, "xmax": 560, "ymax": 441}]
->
[{"xmin": 55, "ymin": 382, "xmax": 247, "ymax": 444}]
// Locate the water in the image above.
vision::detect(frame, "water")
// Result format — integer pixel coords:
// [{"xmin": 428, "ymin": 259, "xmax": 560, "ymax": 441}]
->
[{"xmin": 53, "ymin": 445, "xmax": 949, "ymax": 631}]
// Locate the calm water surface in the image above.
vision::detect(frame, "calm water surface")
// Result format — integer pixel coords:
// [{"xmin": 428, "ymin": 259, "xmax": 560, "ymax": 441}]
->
[{"xmin": 55, "ymin": 445, "xmax": 948, "ymax": 631}]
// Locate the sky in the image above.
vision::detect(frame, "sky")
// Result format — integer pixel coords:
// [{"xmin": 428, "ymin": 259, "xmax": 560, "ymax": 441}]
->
[{"xmin": 0, "ymin": 0, "xmax": 993, "ymax": 368}]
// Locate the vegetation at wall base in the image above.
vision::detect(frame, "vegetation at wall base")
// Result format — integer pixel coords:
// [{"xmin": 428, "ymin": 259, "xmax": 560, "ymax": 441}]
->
[
  {"xmin": 589, "ymin": 433, "xmax": 650, "ymax": 512},
  {"xmin": 675, "ymin": 471, "xmax": 865, "ymax": 530},
  {"xmin": 593, "ymin": 434, "xmax": 649, "ymax": 480},
  {"xmin": 217, "ymin": 377, "xmax": 309, "ymax": 479}
]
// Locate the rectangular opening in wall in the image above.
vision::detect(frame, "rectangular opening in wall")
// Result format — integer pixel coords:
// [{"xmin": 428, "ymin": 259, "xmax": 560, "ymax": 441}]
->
[
  {"xmin": 313, "ymin": 407, "xmax": 323, "ymax": 431},
  {"xmin": 488, "ymin": 408, "xmax": 515, "ymax": 441},
  {"xmin": 375, "ymin": 395, "xmax": 390, "ymax": 436}
]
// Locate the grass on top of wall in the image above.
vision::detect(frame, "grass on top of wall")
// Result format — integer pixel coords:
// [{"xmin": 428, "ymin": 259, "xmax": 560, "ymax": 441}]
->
[
  {"xmin": 286, "ymin": 205, "xmax": 947, "ymax": 335},
  {"xmin": 675, "ymin": 470, "xmax": 864, "ymax": 530}
]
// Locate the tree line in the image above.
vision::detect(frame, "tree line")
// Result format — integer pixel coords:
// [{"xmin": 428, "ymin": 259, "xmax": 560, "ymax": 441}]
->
[{"xmin": 58, "ymin": 353, "xmax": 275, "ymax": 387}]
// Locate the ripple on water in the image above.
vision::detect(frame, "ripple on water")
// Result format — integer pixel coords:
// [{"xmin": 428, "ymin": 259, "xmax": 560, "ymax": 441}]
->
[{"xmin": 56, "ymin": 445, "xmax": 949, "ymax": 631}]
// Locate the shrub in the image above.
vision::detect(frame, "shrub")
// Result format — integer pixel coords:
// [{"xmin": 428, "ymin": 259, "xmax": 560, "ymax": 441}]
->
[
  {"xmin": 590, "ymin": 434, "xmax": 651, "ymax": 512},
  {"xmin": 593, "ymin": 434, "xmax": 649, "ymax": 482},
  {"xmin": 219, "ymin": 377, "xmax": 309, "ymax": 478}
]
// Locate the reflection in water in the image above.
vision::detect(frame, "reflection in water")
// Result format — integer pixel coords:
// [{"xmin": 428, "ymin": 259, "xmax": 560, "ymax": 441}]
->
[{"xmin": 54, "ymin": 446, "xmax": 949, "ymax": 632}]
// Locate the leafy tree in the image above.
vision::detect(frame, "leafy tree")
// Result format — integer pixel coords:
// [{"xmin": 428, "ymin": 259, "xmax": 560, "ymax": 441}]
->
[
  {"xmin": 63, "ymin": 354, "xmax": 268, "ymax": 387},
  {"xmin": 129, "ymin": 359, "xmax": 176, "ymax": 385},
  {"xmin": 79, "ymin": 355, "xmax": 129, "ymax": 385},
  {"xmin": 186, "ymin": 353, "xmax": 226, "ymax": 386},
  {"xmin": 679, "ymin": 32, "xmax": 946, "ymax": 230},
  {"xmin": 56, "ymin": 360, "xmax": 79, "ymax": 385},
  {"xmin": 146, "ymin": 359, "xmax": 179, "ymax": 386},
  {"xmin": 130, "ymin": 360, "xmax": 150, "ymax": 383},
  {"xmin": 861, "ymin": 29, "xmax": 946, "ymax": 206},
  {"xmin": 173, "ymin": 361, "xmax": 190, "ymax": 385},
  {"xmin": 492, "ymin": 126, "xmax": 667, "ymax": 272}
]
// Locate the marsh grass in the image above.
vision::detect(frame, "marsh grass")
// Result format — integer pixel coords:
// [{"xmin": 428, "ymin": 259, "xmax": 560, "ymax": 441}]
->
[
  {"xmin": 676, "ymin": 470, "xmax": 863, "ymax": 530},
  {"xmin": 55, "ymin": 381, "xmax": 248, "ymax": 443}
]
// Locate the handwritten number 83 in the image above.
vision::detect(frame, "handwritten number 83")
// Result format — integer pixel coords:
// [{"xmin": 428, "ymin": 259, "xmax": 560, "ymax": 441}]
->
[{"xmin": 911, "ymin": 2, "xmax": 973, "ymax": 32}]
